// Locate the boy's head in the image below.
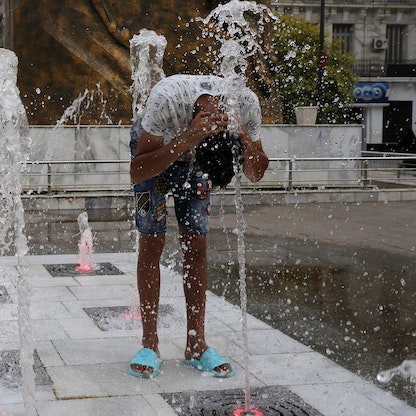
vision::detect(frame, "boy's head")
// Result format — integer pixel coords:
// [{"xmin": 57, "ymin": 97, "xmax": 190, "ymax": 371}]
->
[{"xmin": 195, "ymin": 131, "xmax": 243, "ymax": 188}]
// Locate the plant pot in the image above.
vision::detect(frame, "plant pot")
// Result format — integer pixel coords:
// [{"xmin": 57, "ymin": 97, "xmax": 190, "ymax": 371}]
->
[{"xmin": 295, "ymin": 106, "xmax": 318, "ymax": 125}]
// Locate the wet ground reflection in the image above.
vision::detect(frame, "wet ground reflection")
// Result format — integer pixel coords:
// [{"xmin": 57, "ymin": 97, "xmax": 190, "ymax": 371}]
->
[
  {"xmin": 20, "ymin": 208, "xmax": 416, "ymax": 407},
  {"xmin": 208, "ymin": 232, "xmax": 416, "ymax": 408}
]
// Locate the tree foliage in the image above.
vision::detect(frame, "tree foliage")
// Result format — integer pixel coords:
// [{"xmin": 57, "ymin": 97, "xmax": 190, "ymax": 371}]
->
[{"xmin": 272, "ymin": 14, "xmax": 357, "ymax": 124}]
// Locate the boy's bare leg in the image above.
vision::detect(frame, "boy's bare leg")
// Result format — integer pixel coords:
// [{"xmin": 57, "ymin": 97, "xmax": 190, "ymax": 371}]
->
[
  {"xmin": 181, "ymin": 230, "xmax": 231, "ymax": 374},
  {"xmin": 131, "ymin": 233, "xmax": 164, "ymax": 376}
]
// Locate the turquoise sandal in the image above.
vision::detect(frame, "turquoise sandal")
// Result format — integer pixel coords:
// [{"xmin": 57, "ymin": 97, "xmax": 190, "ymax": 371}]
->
[
  {"xmin": 185, "ymin": 347, "xmax": 235, "ymax": 378},
  {"xmin": 129, "ymin": 348, "xmax": 163, "ymax": 379}
]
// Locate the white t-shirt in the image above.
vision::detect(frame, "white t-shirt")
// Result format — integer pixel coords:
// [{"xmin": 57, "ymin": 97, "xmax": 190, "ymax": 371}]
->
[{"xmin": 141, "ymin": 74, "xmax": 261, "ymax": 145}]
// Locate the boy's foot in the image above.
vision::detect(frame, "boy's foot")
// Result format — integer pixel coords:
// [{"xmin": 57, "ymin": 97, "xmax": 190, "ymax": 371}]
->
[
  {"xmin": 129, "ymin": 348, "xmax": 163, "ymax": 378},
  {"xmin": 185, "ymin": 347, "xmax": 234, "ymax": 378}
]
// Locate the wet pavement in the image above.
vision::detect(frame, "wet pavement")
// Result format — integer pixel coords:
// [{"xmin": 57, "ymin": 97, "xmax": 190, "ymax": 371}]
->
[{"xmin": 1, "ymin": 200, "xmax": 416, "ymax": 414}]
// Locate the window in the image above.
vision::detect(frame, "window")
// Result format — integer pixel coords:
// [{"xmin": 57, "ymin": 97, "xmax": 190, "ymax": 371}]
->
[
  {"xmin": 386, "ymin": 25, "xmax": 407, "ymax": 62},
  {"xmin": 333, "ymin": 24, "xmax": 354, "ymax": 55}
]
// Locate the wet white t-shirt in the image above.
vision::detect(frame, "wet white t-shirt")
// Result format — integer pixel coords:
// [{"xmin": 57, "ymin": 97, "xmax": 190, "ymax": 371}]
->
[{"xmin": 141, "ymin": 74, "xmax": 261, "ymax": 145}]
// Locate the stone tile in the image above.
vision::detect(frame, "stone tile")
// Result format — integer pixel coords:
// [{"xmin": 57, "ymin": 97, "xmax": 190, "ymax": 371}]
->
[
  {"xmin": 35, "ymin": 395, "xmax": 167, "ymax": 416},
  {"xmin": 30, "ymin": 301, "xmax": 73, "ymax": 320},
  {"xmin": 52, "ymin": 337, "xmax": 138, "ymax": 366},
  {"xmin": 72, "ymin": 274, "xmax": 135, "ymax": 286},
  {"xmin": 68, "ymin": 283, "xmax": 136, "ymax": 301},
  {"xmin": 32, "ymin": 319, "xmax": 69, "ymax": 341},
  {"xmin": 57, "ymin": 317, "xmax": 112, "ymax": 339},
  {"xmin": 209, "ymin": 308, "xmax": 271, "ymax": 332},
  {"xmin": 0, "ymin": 401, "xmax": 24, "ymax": 415},
  {"xmin": 31, "ymin": 286, "xmax": 78, "ymax": 302},
  {"xmin": 28, "ymin": 276, "xmax": 80, "ymax": 288},
  {"xmin": 243, "ymin": 352, "xmax": 358, "ymax": 386},
  {"xmin": 35, "ymin": 340, "xmax": 65, "ymax": 367},
  {"xmin": 156, "ymin": 358, "xmax": 264, "ymax": 394},
  {"xmin": 0, "ymin": 303, "xmax": 18, "ymax": 320},
  {"xmin": 47, "ymin": 362, "xmax": 161, "ymax": 399},
  {"xmin": 290, "ymin": 382, "xmax": 416, "ymax": 416},
  {"xmin": 143, "ymin": 393, "xmax": 179, "ymax": 416},
  {"xmin": 231, "ymin": 328, "xmax": 312, "ymax": 355},
  {"xmin": 0, "ymin": 320, "xmax": 20, "ymax": 350}
]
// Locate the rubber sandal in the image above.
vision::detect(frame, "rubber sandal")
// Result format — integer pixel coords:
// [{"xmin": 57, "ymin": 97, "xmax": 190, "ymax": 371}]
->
[
  {"xmin": 185, "ymin": 347, "xmax": 235, "ymax": 378},
  {"xmin": 129, "ymin": 348, "xmax": 163, "ymax": 379}
]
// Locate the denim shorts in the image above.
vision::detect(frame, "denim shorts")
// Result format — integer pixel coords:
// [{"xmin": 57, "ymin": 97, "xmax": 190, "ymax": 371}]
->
[{"xmin": 134, "ymin": 162, "xmax": 212, "ymax": 236}]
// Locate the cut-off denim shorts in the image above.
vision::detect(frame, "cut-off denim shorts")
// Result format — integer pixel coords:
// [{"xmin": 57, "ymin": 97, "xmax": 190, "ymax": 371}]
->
[{"xmin": 133, "ymin": 162, "xmax": 212, "ymax": 236}]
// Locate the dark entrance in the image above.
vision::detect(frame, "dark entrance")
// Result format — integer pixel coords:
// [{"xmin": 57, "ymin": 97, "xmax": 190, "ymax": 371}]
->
[{"xmin": 383, "ymin": 100, "xmax": 413, "ymax": 145}]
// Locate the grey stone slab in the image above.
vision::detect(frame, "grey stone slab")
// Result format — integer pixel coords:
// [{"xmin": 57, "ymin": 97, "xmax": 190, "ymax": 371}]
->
[
  {"xmin": 32, "ymin": 319, "xmax": 69, "ymax": 341},
  {"xmin": 34, "ymin": 340, "xmax": 65, "ymax": 367},
  {"xmin": 52, "ymin": 337, "xmax": 138, "ymax": 366},
  {"xmin": 31, "ymin": 286, "xmax": 78, "ymax": 302},
  {"xmin": 73, "ymin": 273, "xmax": 135, "ymax": 286},
  {"xmin": 243, "ymin": 352, "xmax": 358, "ymax": 386},
  {"xmin": 155, "ymin": 358, "xmax": 262, "ymax": 394},
  {"xmin": 35, "ymin": 395, "xmax": 167, "ymax": 416},
  {"xmin": 47, "ymin": 362, "xmax": 161, "ymax": 399},
  {"xmin": 57, "ymin": 317, "xmax": 111, "ymax": 339},
  {"xmin": 290, "ymin": 382, "xmax": 416, "ymax": 416},
  {"xmin": 231, "ymin": 328, "xmax": 312, "ymax": 355},
  {"xmin": 0, "ymin": 303, "xmax": 18, "ymax": 320},
  {"xmin": 0, "ymin": 320, "xmax": 19, "ymax": 350},
  {"xmin": 68, "ymin": 283, "xmax": 136, "ymax": 301},
  {"xmin": 30, "ymin": 301, "xmax": 74, "ymax": 320}
]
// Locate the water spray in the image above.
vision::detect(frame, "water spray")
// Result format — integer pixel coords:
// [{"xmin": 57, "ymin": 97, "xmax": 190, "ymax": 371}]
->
[
  {"xmin": 201, "ymin": 2, "xmax": 276, "ymax": 414},
  {"xmin": 75, "ymin": 211, "xmax": 96, "ymax": 273},
  {"xmin": 0, "ymin": 48, "xmax": 36, "ymax": 416}
]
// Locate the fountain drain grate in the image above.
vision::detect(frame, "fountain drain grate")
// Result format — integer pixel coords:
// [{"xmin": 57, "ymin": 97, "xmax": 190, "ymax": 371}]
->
[
  {"xmin": 0, "ymin": 285, "xmax": 11, "ymax": 304},
  {"xmin": 44, "ymin": 262, "xmax": 124, "ymax": 277},
  {"xmin": 0, "ymin": 350, "xmax": 52, "ymax": 389},
  {"xmin": 84, "ymin": 303, "xmax": 180, "ymax": 331},
  {"xmin": 163, "ymin": 386, "xmax": 323, "ymax": 416}
]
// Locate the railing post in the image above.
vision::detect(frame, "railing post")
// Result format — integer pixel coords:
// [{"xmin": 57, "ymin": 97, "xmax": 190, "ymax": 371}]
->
[
  {"xmin": 361, "ymin": 159, "xmax": 369, "ymax": 188},
  {"xmin": 288, "ymin": 159, "xmax": 293, "ymax": 190},
  {"xmin": 47, "ymin": 163, "xmax": 52, "ymax": 194}
]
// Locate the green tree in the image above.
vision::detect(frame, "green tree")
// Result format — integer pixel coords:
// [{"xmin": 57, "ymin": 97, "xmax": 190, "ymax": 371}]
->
[{"xmin": 273, "ymin": 14, "xmax": 357, "ymax": 124}]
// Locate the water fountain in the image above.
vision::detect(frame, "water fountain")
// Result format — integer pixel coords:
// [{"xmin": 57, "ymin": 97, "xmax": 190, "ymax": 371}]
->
[
  {"xmin": 0, "ymin": 48, "xmax": 36, "ymax": 416},
  {"xmin": 377, "ymin": 360, "xmax": 416, "ymax": 385},
  {"xmin": 130, "ymin": 28, "xmax": 167, "ymax": 121},
  {"xmin": 199, "ymin": 2, "xmax": 276, "ymax": 414},
  {"xmin": 75, "ymin": 211, "xmax": 96, "ymax": 273}
]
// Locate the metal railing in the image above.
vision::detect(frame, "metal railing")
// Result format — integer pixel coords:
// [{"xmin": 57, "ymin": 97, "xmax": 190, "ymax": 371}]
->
[
  {"xmin": 353, "ymin": 60, "xmax": 416, "ymax": 77},
  {"xmin": 20, "ymin": 154, "xmax": 416, "ymax": 195},
  {"xmin": 272, "ymin": 0, "xmax": 416, "ymax": 6}
]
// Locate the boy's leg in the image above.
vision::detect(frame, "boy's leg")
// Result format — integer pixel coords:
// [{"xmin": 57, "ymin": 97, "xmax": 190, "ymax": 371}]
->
[
  {"xmin": 132, "ymin": 176, "xmax": 168, "ymax": 376},
  {"xmin": 181, "ymin": 230, "xmax": 232, "ymax": 375},
  {"xmin": 131, "ymin": 233, "xmax": 165, "ymax": 376},
  {"xmin": 180, "ymin": 230, "xmax": 209, "ymax": 357}
]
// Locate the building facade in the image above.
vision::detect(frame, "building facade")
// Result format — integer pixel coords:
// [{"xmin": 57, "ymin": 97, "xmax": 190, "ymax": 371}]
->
[{"xmin": 271, "ymin": 0, "xmax": 416, "ymax": 151}]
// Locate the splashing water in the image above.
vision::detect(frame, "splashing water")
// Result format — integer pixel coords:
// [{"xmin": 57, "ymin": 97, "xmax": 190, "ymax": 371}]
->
[
  {"xmin": 130, "ymin": 29, "xmax": 167, "ymax": 120},
  {"xmin": 0, "ymin": 48, "xmax": 36, "ymax": 416},
  {"xmin": 124, "ymin": 295, "xmax": 142, "ymax": 321},
  {"xmin": 200, "ymin": 1, "xmax": 276, "ymax": 413},
  {"xmin": 377, "ymin": 360, "xmax": 416, "ymax": 385},
  {"xmin": 75, "ymin": 211, "xmax": 96, "ymax": 273}
]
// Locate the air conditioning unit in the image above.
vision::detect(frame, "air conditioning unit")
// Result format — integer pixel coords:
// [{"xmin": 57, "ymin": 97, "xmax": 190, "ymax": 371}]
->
[{"xmin": 373, "ymin": 38, "xmax": 388, "ymax": 50}]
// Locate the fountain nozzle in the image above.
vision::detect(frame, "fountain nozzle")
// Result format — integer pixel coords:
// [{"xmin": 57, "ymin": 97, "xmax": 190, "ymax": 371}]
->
[{"xmin": 233, "ymin": 408, "xmax": 264, "ymax": 416}]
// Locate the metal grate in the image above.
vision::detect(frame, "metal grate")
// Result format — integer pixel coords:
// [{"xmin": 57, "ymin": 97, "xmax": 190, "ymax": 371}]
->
[
  {"xmin": 163, "ymin": 386, "xmax": 323, "ymax": 416},
  {"xmin": 0, "ymin": 285, "xmax": 11, "ymax": 304},
  {"xmin": 0, "ymin": 350, "xmax": 51, "ymax": 389},
  {"xmin": 84, "ymin": 304, "xmax": 179, "ymax": 331},
  {"xmin": 43, "ymin": 262, "xmax": 124, "ymax": 277}
]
